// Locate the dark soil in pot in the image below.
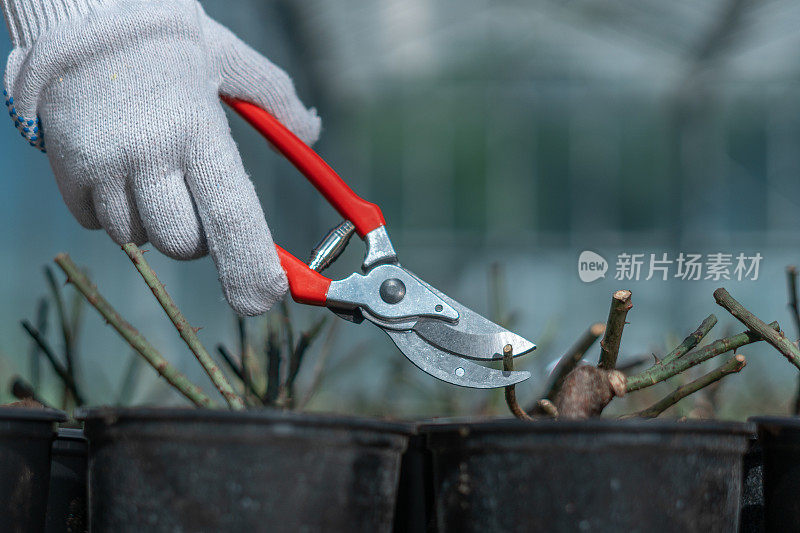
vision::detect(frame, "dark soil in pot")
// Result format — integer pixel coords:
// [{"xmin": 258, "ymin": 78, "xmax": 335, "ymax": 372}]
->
[
  {"xmin": 421, "ymin": 418, "xmax": 752, "ymax": 533},
  {"xmin": 46, "ymin": 428, "xmax": 88, "ymax": 533},
  {"xmin": 750, "ymin": 416, "xmax": 800, "ymax": 533},
  {"xmin": 0, "ymin": 406, "xmax": 66, "ymax": 533},
  {"xmin": 77, "ymin": 407, "xmax": 412, "ymax": 533}
]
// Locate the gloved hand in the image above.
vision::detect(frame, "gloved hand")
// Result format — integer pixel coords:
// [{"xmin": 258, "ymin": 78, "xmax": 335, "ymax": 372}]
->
[{"xmin": 1, "ymin": 0, "xmax": 321, "ymax": 315}]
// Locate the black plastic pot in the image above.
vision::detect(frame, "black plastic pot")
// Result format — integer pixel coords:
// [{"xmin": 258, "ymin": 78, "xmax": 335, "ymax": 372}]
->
[
  {"xmin": 739, "ymin": 435, "xmax": 764, "ymax": 533},
  {"xmin": 393, "ymin": 434, "xmax": 434, "ymax": 532},
  {"xmin": 750, "ymin": 416, "xmax": 800, "ymax": 532},
  {"xmin": 78, "ymin": 408, "xmax": 412, "ymax": 532},
  {"xmin": 0, "ymin": 407, "xmax": 66, "ymax": 533},
  {"xmin": 421, "ymin": 418, "xmax": 752, "ymax": 533},
  {"xmin": 46, "ymin": 428, "xmax": 88, "ymax": 533}
]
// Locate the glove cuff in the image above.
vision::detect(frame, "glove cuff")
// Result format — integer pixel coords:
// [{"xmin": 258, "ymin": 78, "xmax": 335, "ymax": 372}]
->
[{"xmin": 2, "ymin": 0, "xmax": 111, "ymax": 47}]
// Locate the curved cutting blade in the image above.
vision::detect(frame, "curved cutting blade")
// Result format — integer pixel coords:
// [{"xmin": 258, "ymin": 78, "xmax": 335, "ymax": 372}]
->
[
  {"xmin": 410, "ymin": 279, "xmax": 536, "ymax": 361},
  {"xmin": 383, "ymin": 329, "xmax": 531, "ymax": 389},
  {"xmin": 413, "ymin": 319, "xmax": 535, "ymax": 361}
]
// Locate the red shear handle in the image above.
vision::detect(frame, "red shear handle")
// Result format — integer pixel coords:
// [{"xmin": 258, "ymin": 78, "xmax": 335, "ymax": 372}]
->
[
  {"xmin": 222, "ymin": 96, "xmax": 385, "ymax": 238},
  {"xmin": 277, "ymin": 246, "xmax": 331, "ymax": 306}
]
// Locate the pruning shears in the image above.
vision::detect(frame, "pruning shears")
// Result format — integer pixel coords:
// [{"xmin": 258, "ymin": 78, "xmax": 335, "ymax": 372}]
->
[{"xmin": 223, "ymin": 97, "xmax": 536, "ymax": 388}]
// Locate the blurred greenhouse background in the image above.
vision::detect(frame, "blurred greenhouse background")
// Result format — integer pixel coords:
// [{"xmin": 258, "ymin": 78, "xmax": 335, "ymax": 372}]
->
[{"xmin": 1, "ymin": 0, "xmax": 800, "ymax": 417}]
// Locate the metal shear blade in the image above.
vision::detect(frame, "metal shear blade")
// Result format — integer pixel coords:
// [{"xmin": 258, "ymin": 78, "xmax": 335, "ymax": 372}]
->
[
  {"xmin": 383, "ymin": 329, "xmax": 531, "ymax": 389},
  {"xmin": 407, "ymin": 272, "xmax": 537, "ymax": 361}
]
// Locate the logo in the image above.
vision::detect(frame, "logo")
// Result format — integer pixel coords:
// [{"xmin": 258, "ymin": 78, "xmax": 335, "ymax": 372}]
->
[{"xmin": 578, "ymin": 251, "xmax": 608, "ymax": 283}]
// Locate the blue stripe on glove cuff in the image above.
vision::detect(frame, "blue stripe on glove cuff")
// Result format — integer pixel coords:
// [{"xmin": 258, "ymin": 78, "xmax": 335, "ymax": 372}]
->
[{"xmin": 4, "ymin": 89, "xmax": 45, "ymax": 152}]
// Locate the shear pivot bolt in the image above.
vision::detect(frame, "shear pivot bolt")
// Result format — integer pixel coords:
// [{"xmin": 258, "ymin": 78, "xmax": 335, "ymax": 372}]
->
[{"xmin": 380, "ymin": 278, "xmax": 406, "ymax": 304}]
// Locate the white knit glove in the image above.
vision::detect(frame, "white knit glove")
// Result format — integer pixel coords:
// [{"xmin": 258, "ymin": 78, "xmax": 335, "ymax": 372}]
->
[{"xmin": 1, "ymin": 0, "xmax": 321, "ymax": 316}]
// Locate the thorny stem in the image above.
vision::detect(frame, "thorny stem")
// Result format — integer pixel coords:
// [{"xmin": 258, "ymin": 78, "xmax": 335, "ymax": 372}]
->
[
  {"xmin": 714, "ymin": 288, "xmax": 800, "ymax": 370},
  {"xmin": 786, "ymin": 267, "xmax": 800, "ymax": 415},
  {"xmin": 598, "ymin": 290, "xmax": 633, "ymax": 370},
  {"xmin": 280, "ymin": 300, "xmax": 296, "ymax": 359},
  {"xmin": 503, "ymin": 344, "xmax": 534, "ymax": 421},
  {"xmin": 660, "ymin": 314, "xmax": 717, "ymax": 366},
  {"xmin": 54, "ymin": 253, "xmax": 215, "ymax": 408},
  {"xmin": 237, "ymin": 317, "xmax": 255, "ymax": 404},
  {"xmin": 216, "ymin": 344, "xmax": 245, "ymax": 382},
  {"xmin": 122, "ymin": 244, "xmax": 245, "ymax": 410},
  {"xmin": 276, "ymin": 301, "xmax": 295, "ymax": 406},
  {"xmin": 115, "ymin": 352, "xmax": 143, "ymax": 406},
  {"xmin": 217, "ymin": 344, "xmax": 244, "ymax": 382},
  {"xmin": 28, "ymin": 297, "xmax": 49, "ymax": 389},
  {"xmin": 285, "ymin": 317, "xmax": 328, "ymax": 408},
  {"xmin": 265, "ymin": 320, "xmax": 281, "ymax": 405},
  {"xmin": 787, "ymin": 267, "xmax": 800, "ymax": 339},
  {"xmin": 21, "ymin": 320, "xmax": 85, "ymax": 405},
  {"xmin": 545, "ymin": 323, "xmax": 605, "ymax": 401},
  {"xmin": 69, "ymin": 288, "xmax": 86, "ymax": 350},
  {"xmin": 216, "ymin": 344, "xmax": 261, "ymax": 402},
  {"xmin": 299, "ymin": 322, "xmax": 340, "ymax": 410},
  {"xmin": 626, "ymin": 321, "xmax": 779, "ymax": 392},
  {"xmin": 45, "ymin": 265, "xmax": 77, "ymax": 403},
  {"xmin": 628, "ymin": 354, "xmax": 746, "ymax": 418}
]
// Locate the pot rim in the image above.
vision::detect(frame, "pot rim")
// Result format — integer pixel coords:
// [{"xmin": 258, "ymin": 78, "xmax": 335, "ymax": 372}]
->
[
  {"xmin": 749, "ymin": 415, "xmax": 800, "ymax": 428},
  {"xmin": 0, "ymin": 406, "xmax": 67, "ymax": 423},
  {"xmin": 76, "ymin": 406, "xmax": 414, "ymax": 435},
  {"xmin": 418, "ymin": 417, "xmax": 755, "ymax": 436}
]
